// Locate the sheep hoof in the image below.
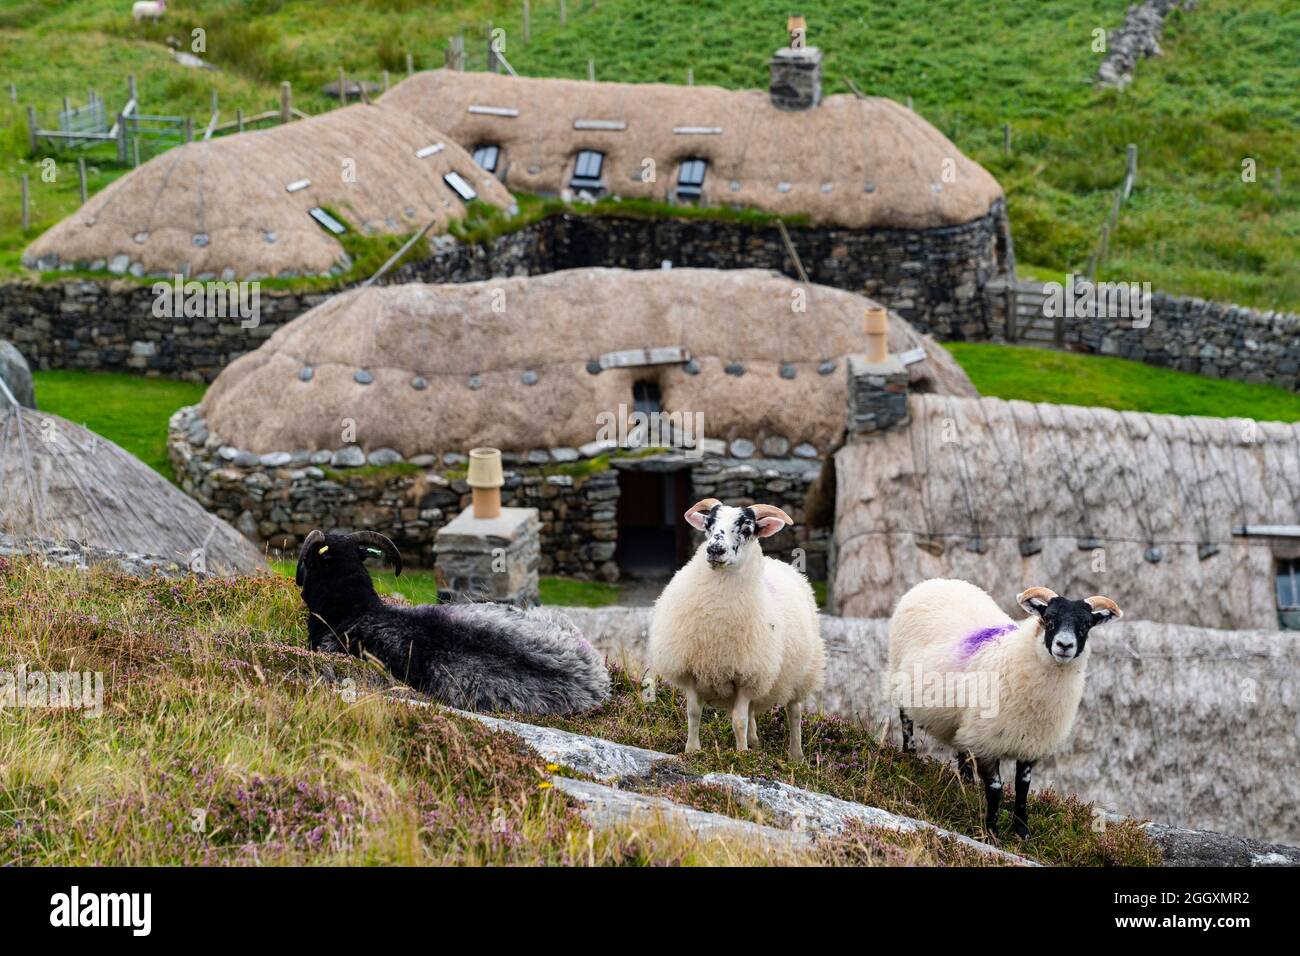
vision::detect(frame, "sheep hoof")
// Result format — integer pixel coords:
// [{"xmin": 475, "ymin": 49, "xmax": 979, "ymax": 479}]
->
[
  {"xmin": 1011, "ymin": 820, "xmax": 1030, "ymax": 840},
  {"xmin": 685, "ymin": 742, "xmax": 701, "ymax": 754}
]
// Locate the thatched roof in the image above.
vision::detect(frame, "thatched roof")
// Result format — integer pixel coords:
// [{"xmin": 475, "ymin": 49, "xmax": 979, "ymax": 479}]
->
[
  {"xmin": 378, "ymin": 70, "xmax": 1003, "ymax": 230},
  {"xmin": 831, "ymin": 394, "xmax": 1300, "ymax": 630},
  {"xmin": 199, "ymin": 267, "xmax": 977, "ymax": 456},
  {"xmin": 0, "ymin": 402, "xmax": 265, "ymax": 575},
  {"xmin": 23, "ymin": 104, "xmax": 512, "ymax": 279}
]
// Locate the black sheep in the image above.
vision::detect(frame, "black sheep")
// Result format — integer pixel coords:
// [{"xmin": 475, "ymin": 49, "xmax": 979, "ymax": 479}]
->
[{"xmin": 295, "ymin": 529, "xmax": 610, "ymax": 714}]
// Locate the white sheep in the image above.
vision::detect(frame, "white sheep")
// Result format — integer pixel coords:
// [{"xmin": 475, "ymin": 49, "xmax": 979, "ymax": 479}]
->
[
  {"xmin": 888, "ymin": 578, "xmax": 1122, "ymax": 840},
  {"xmin": 132, "ymin": 1, "xmax": 167, "ymax": 22},
  {"xmin": 648, "ymin": 499, "xmax": 825, "ymax": 761}
]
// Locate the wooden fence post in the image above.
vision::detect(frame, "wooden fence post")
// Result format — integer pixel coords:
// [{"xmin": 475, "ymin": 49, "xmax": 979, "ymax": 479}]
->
[
  {"xmin": 560, "ymin": 0, "xmax": 567, "ymax": 26},
  {"xmin": 588, "ymin": 58, "xmax": 595, "ymax": 82},
  {"xmin": 133, "ymin": 138, "xmax": 141, "ymax": 167},
  {"xmin": 78, "ymin": 157, "xmax": 87, "ymax": 204},
  {"xmin": 20, "ymin": 174, "xmax": 29, "ymax": 231},
  {"xmin": 128, "ymin": 73, "xmax": 137, "ymax": 103},
  {"xmin": 116, "ymin": 112, "xmax": 127, "ymax": 163},
  {"xmin": 237, "ymin": 108, "xmax": 244, "ymax": 133},
  {"xmin": 382, "ymin": 69, "xmax": 390, "ymax": 91},
  {"xmin": 687, "ymin": 67, "xmax": 694, "ymax": 86},
  {"xmin": 1124, "ymin": 143, "xmax": 1137, "ymax": 198},
  {"xmin": 8, "ymin": 82, "xmax": 15, "ymax": 103},
  {"xmin": 26, "ymin": 105, "xmax": 37, "ymax": 153},
  {"xmin": 280, "ymin": 82, "xmax": 291, "ymax": 123},
  {"xmin": 184, "ymin": 116, "xmax": 193, "ymax": 143},
  {"xmin": 406, "ymin": 52, "xmax": 414, "ymax": 76},
  {"xmin": 338, "ymin": 67, "xmax": 347, "ymax": 106},
  {"xmin": 523, "ymin": 0, "xmax": 530, "ymax": 43}
]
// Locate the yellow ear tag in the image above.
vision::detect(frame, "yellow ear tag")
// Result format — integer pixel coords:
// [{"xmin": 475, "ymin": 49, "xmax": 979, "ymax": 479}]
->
[{"xmin": 318, "ymin": 545, "xmax": 329, "ymax": 554}]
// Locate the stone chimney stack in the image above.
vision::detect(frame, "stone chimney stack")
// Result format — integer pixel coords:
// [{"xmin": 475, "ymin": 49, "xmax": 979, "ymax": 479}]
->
[
  {"xmin": 847, "ymin": 307, "xmax": 910, "ymax": 435},
  {"xmin": 770, "ymin": 16, "xmax": 822, "ymax": 111}
]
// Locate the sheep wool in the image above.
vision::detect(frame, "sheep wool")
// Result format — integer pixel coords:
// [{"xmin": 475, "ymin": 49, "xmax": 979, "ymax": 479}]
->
[
  {"xmin": 889, "ymin": 578, "xmax": 1084, "ymax": 762},
  {"xmin": 648, "ymin": 501, "xmax": 824, "ymax": 759}
]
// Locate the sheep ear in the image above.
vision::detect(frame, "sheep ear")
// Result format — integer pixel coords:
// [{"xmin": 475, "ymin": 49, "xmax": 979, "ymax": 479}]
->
[
  {"xmin": 756, "ymin": 517, "xmax": 786, "ymax": 538},
  {"xmin": 684, "ymin": 498, "xmax": 720, "ymax": 530},
  {"xmin": 1085, "ymin": 596, "xmax": 1123, "ymax": 625},
  {"xmin": 1017, "ymin": 586, "xmax": 1057, "ymax": 619}
]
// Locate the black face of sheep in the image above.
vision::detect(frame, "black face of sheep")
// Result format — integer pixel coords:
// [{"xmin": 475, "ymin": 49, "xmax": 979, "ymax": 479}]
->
[
  {"xmin": 292, "ymin": 528, "xmax": 610, "ymax": 715},
  {"xmin": 1018, "ymin": 587, "xmax": 1122, "ymax": 664}
]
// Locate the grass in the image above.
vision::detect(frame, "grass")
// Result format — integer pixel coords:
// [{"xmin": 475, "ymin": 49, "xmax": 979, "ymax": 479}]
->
[
  {"xmin": 1, "ymin": 1, "xmax": 1296, "ymax": 308},
  {"xmin": 946, "ymin": 342, "xmax": 1300, "ymax": 421},
  {"xmin": 527, "ymin": 669, "xmax": 1162, "ymax": 867},
  {"xmin": 0, "ymin": 557, "xmax": 801, "ymax": 866},
  {"xmin": 0, "ymin": 557, "xmax": 1158, "ymax": 864},
  {"xmin": 267, "ymin": 559, "xmax": 622, "ymax": 609},
  {"xmin": 30, "ymin": 369, "xmax": 205, "ymax": 476}
]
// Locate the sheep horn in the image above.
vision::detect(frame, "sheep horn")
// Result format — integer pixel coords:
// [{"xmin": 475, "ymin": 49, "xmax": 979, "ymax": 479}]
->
[
  {"xmin": 295, "ymin": 529, "xmax": 325, "ymax": 587},
  {"xmin": 685, "ymin": 498, "xmax": 721, "ymax": 518},
  {"xmin": 1017, "ymin": 586, "xmax": 1058, "ymax": 615},
  {"xmin": 1084, "ymin": 596, "xmax": 1123, "ymax": 620},
  {"xmin": 345, "ymin": 530, "xmax": 403, "ymax": 577},
  {"xmin": 750, "ymin": 504, "xmax": 794, "ymax": 526}
]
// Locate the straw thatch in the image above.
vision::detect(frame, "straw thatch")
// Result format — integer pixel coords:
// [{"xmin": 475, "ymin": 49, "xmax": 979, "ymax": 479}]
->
[
  {"xmin": 560, "ymin": 606, "xmax": 1300, "ymax": 844},
  {"xmin": 378, "ymin": 70, "xmax": 1003, "ymax": 230},
  {"xmin": 830, "ymin": 394, "xmax": 1300, "ymax": 631},
  {"xmin": 199, "ymin": 267, "xmax": 977, "ymax": 456},
  {"xmin": 0, "ymin": 402, "xmax": 265, "ymax": 575},
  {"xmin": 24, "ymin": 104, "xmax": 512, "ymax": 279}
]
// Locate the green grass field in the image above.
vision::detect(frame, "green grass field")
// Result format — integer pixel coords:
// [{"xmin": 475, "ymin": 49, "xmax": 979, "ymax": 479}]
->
[
  {"xmin": 2, "ymin": 0, "xmax": 1296, "ymax": 307},
  {"xmin": 30, "ymin": 368, "xmax": 205, "ymax": 475},
  {"xmin": 946, "ymin": 342, "xmax": 1300, "ymax": 421}
]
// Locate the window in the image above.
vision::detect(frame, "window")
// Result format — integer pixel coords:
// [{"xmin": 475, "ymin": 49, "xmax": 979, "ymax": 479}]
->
[
  {"xmin": 676, "ymin": 158, "xmax": 708, "ymax": 201},
  {"xmin": 442, "ymin": 171, "xmax": 477, "ymax": 202},
  {"xmin": 472, "ymin": 144, "xmax": 500, "ymax": 175},
  {"xmin": 570, "ymin": 149, "xmax": 605, "ymax": 193},
  {"xmin": 1279, "ymin": 559, "xmax": 1300, "ymax": 630}
]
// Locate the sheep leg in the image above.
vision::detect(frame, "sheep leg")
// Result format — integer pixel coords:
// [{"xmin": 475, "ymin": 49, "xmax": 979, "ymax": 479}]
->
[
  {"xmin": 786, "ymin": 701, "xmax": 803, "ymax": 762},
  {"xmin": 747, "ymin": 701, "xmax": 760, "ymax": 748},
  {"xmin": 1011, "ymin": 760, "xmax": 1034, "ymax": 839},
  {"xmin": 899, "ymin": 708, "xmax": 915, "ymax": 754},
  {"xmin": 956, "ymin": 750, "xmax": 975, "ymax": 784},
  {"xmin": 685, "ymin": 684, "xmax": 703, "ymax": 754},
  {"xmin": 976, "ymin": 756, "xmax": 1003, "ymax": 838},
  {"xmin": 731, "ymin": 690, "xmax": 751, "ymax": 752}
]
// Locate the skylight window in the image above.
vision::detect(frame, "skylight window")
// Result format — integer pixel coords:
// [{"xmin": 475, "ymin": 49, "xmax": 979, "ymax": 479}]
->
[
  {"xmin": 443, "ymin": 171, "xmax": 478, "ymax": 202},
  {"xmin": 570, "ymin": 150, "xmax": 605, "ymax": 193},
  {"xmin": 472, "ymin": 144, "xmax": 500, "ymax": 175},
  {"xmin": 676, "ymin": 158, "xmax": 707, "ymax": 201}
]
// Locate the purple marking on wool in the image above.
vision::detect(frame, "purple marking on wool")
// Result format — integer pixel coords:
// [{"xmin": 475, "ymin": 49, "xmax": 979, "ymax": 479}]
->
[{"xmin": 958, "ymin": 623, "xmax": 1017, "ymax": 661}]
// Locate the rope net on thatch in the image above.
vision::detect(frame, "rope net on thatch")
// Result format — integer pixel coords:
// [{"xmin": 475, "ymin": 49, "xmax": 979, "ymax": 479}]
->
[
  {"xmin": 378, "ymin": 70, "xmax": 1004, "ymax": 230},
  {"xmin": 199, "ymin": 267, "xmax": 977, "ymax": 456},
  {"xmin": 24, "ymin": 104, "xmax": 512, "ymax": 280},
  {"xmin": 831, "ymin": 394, "xmax": 1300, "ymax": 631},
  {"xmin": 0, "ymin": 384, "xmax": 265, "ymax": 575}
]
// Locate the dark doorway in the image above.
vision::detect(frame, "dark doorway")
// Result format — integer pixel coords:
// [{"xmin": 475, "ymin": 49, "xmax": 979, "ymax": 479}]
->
[{"xmin": 614, "ymin": 467, "xmax": 693, "ymax": 579}]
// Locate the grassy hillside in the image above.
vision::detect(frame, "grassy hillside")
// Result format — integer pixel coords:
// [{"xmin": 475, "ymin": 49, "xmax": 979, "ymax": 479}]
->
[
  {"xmin": 2, "ymin": 0, "xmax": 1297, "ymax": 307},
  {"xmin": 0, "ymin": 557, "xmax": 1160, "ymax": 865},
  {"xmin": 946, "ymin": 343, "xmax": 1300, "ymax": 421}
]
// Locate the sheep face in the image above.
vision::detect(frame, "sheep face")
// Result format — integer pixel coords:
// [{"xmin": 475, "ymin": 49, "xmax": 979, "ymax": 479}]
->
[
  {"xmin": 685, "ymin": 503, "xmax": 786, "ymax": 571},
  {"xmin": 294, "ymin": 529, "xmax": 403, "ymax": 590},
  {"xmin": 1018, "ymin": 588, "xmax": 1123, "ymax": 664}
]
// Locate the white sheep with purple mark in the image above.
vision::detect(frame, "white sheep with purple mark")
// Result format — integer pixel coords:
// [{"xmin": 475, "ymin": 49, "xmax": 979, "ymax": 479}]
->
[
  {"xmin": 647, "ymin": 499, "xmax": 825, "ymax": 761},
  {"xmin": 888, "ymin": 578, "xmax": 1123, "ymax": 839}
]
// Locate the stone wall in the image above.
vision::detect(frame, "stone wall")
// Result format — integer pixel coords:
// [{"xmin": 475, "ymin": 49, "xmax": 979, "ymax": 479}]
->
[
  {"xmin": 0, "ymin": 204, "xmax": 1009, "ymax": 383},
  {"xmin": 169, "ymin": 406, "xmax": 825, "ymax": 580},
  {"xmin": 991, "ymin": 289, "xmax": 1300, "ymax": 391}
]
